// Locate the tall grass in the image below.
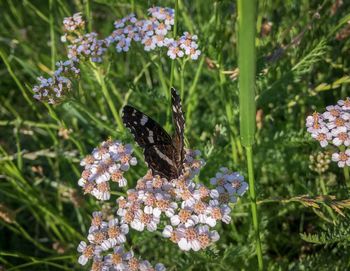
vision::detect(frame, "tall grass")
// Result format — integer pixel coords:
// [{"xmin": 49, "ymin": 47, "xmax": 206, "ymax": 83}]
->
[{"xmin": 237, "ymin": 0, "xmax": 263, "ymax": 269}]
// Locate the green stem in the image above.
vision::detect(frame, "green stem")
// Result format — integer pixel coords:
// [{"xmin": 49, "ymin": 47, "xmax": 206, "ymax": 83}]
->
[
  {"xmin": 246, "ymin": 147, "xmax": 264, "ymax": 270},
  {"xmin": 180, "ymin": 59, "xmax": 187, "ymax": 102},
  {"xmin": 49, "ymin": 0, "xmax": 56, "ymax": 71},
  {"xmin": 237, "ymin": 0, "xmax": 263, "ymax": 269},
  {"xmin": 0, "ymin": 49, "xmax": 35, "ymax": 110},
  {"xmin": 84, "ymin": 0, "xmax": 92, "ymax": 32},
  {"xmin": 344, "ymin": 167, "xmax": 350, "ymax": 187},
  {"xmin": 93, "ymin": 67, "xmax": 124, "ymax": 132},
  {"xmin": 319, "ymin": 174, "xmax": 327, "ymax": 195}
]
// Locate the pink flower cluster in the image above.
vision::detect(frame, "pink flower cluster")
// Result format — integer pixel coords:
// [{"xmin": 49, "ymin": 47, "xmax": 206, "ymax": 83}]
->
[
  {"xmin": 33, "ymin": 7, "xmax": 201, "ymax": 104},
  {"xmin": 77, "ymin": 140, "xmax": 248, "ymax": 269},
  {"xmin": 116, "ymin": 150, "xmax": 248, "ymax": 252},
  {"xmin": 106, "ymin": 7, "xmax": 201, "ymax": 60},
  {"xmin": 306, "ymin": 98, "xmax": 350, "ymax": 167},
  {"xmin": 78, "ymin": 139, "xmax": 137, "ymax": 200},
  {"xmin": 33, "ymin": 60, "xmax": 80, "ymax": 104},
  {"xmin": 77, "ymin": 211, "xmax": 165, "ymax": 270}
]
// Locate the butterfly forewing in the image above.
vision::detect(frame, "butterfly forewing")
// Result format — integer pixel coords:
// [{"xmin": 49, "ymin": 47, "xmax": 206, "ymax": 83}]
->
[
  {"xmin": 171, "ymin": 88, "xmax": 185, "ymax": 175},
  {"xmin": 122, "ymin": 105, "xmax": 172, "ymax": 147},
  {"xmin": 122, "ymin": 88, "xmax": 185, "ymax": 180}
]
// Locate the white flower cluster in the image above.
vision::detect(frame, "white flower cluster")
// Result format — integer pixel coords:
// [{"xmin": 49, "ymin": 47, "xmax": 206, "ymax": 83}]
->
[
  {"xmin": 306, "ymin": 98, "xmax": 350, "ymax": 167},
  {"xmin": 77, "ymin": 211, "xmax": 165, "ymax": 270},
  {"xmin": 78, "ymin": 139, "xmax": 137, "ymax": 200},
  {"xmin": 117, "ymin": 150, "xmax": 248, "ymax": 252},
  {"xmin": 33, "ymin": 60, "xmax": 80, "ymax": 104},
  {"xmin": 61, "ymin": 13, "xmax": 107, "ymax": 63},
  {"xmin": 67, "ymin": 32, "xmax": 107, "ymax": 63},
  {"xmin": 77, "ymin": 140, "xmax": 248, "ymax": 269},
  {"xmin": 33, "ymin": 7, "xmax": 201, "ymax": 104},
  {"xmin": 62, "ymin": 12, "xmax": 85, "ymax": 32},
  {"xmin": 105, "ymin": 7, "xmax": 201, "ymax": 60}
]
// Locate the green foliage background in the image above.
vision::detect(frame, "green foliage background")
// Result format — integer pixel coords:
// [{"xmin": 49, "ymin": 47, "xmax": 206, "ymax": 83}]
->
[{"xmin": 1, "ymin": 0, "xmax": 350, "ymax": 270}]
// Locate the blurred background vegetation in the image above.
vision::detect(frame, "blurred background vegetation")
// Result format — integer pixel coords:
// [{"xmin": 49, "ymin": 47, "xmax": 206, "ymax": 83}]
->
[{"xmin": 1, "ymin": 0, "xmax": 350, "ymax": 270}]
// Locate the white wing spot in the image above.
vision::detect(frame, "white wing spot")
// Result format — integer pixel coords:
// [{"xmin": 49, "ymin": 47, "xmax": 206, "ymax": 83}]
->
[
  {"xmin": 154, "ymin": 147, "xmax": 175, "ymax": 167},
  {"xmin": 147, "ymin": 129, "xmax": 154, "ymax": 143},
  {"xmin": 141, "ymin": 115, "xmax": 148, "ymax": 126}
]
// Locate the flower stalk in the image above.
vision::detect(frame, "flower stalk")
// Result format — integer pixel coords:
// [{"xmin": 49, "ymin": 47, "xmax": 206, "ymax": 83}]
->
[{"xmin": 237, "ymin": 0, "xmax": 263, "ymax": 269}]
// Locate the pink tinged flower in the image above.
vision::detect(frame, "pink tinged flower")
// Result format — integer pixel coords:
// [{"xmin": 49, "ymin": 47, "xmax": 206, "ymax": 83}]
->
[
  {"xmin": 155, "ymin": 22, "xmax": 168, "ymax": 35},
  {"xmin": 190, "ymin": 48, "xmax": 201, "ymax": 60},
  {"xmin": 177, "ymin": 227, "xmax": 201, "ymax": 251},
  {"xmin": 332, "ymin": 126, "xmax": 350, "ymax": 146},
  {"xmin": 167, "ymin": 43, "xmax": 184, "ymax": 59},
  {"xmin": 91, "ymin": 182, "xmax": 110, "ymax": 200},
  {"xmin": 306, "ymin": 112, "xmax": 324, "ymax": 133},
  {"xmin": 89, "ymin": 211, "xmax": 107, "ymax": 233},
  {"xmin": 338, "ymin": 97, "xmax": 350, "ymax": 110},
  {"xmin": 332, "ymin": 150, "xmax": 350, "ymax": 167},
  {"xmin": 104, "ymin": 246, "xmax": 131, "ymax": 270},
  {"xmin": 311, "ymin": 127, "xmax": 331, "ymax": 147},
  {"xmin": 142, "ymin": 36, "xmax": 156, "ymax": 51},
  {"xmin": 322, "ymin": 105, "xmax": 342, "ymax": 121},
  {"xmin": 77, "ymin": 241, "xmax": 96, "ymax": 266}
]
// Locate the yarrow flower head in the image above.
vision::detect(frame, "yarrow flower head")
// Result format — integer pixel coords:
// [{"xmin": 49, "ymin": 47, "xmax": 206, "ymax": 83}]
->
[
  {"xmin": 306, "ymin": 98, "xmax": 350, "ymax": 168},
  {"xmin": 33, "ymin": 7, "xmax": 201, "ymax": 104},
  {"xmin": 77, "ymin": 210, "xmax": 165, "ymax": 270},
  {"xmin": 78, "ymin": 139, "xmax": 137, "ymax": 201},
  {"xmin": 32, "ymin": 60, "xmax": 79, "ymax": 104},
  {"xmin": 116, "ymin": 149, "xmax": 248, "ymax": 252},
  {"xmin": 67, "ymin": 32, "xmax": 107, "ymax": 63},
  {"xmin": 105, "ymin": 7, "xmax": 201, "ymax": 60},
  {"xmin": 77, "ymin": 137, "xmax": 248, "ymax": 269}
]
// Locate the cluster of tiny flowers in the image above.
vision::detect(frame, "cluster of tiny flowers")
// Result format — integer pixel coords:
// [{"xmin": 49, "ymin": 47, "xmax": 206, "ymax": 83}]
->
[
  {"xmin": 33, "ymin": 8, "xmax": 201, "ymax": 103},
  {"xmin": 309, "ymin": 152, "xmax": 331, "ymax": 174},
  {"xmin": 306, "ymin": 98, "xmax": 350, "ymax": 167},
  {"xmin": 117, "ymin": 150, "xmax": 248, "ymax": 252},
  {"xmin": 78, "ymin": 139, "xmax": 137, "ymax": 200},
  {"xmin": 32, "ymin": 60, "xmax": 80, "ymax": 104},
  {"xmin": 66, "ymin": 32, "xmax": 107, "ymax": 63},
  {"xmin": 77, "ymin": 211, "xmax": 165, "ymax": 271},
  {"xmin": 61, "ymin": 13, "xmax": 107, "ymax": 63},
  {"xmin": 62, "ymin": 12, "xmax": 85, "ymax": 32},
  {"xmin": 105, "ymin": 7, "xmax": 201, "ymax": 60}
]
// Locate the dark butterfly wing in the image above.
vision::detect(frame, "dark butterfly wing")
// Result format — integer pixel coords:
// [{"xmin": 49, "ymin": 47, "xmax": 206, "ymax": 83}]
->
[
  {"xmin": 122, "ymin": 105, "xmax": 178, "ymax": 179},
  {"xmin": 143, "ymin": 145, "xmax": 179, "ymax": 180},
  {"xmin": 171, "ymin": 88, "xmax": 185, "ymax": 176},
  {"xmin": 122, "ymin": 105, "xmax": 171, "ymax": 147}
]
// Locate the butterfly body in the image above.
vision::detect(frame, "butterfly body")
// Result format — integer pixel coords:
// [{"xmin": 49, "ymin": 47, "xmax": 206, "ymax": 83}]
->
[{"xmin": 122, "ymin": 88, "xmax": 185, "ymax": 180}]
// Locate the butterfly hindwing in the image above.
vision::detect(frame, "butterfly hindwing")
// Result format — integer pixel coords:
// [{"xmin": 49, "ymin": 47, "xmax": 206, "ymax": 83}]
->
[
  {"xmin": 122, "ymin": 88, "xmax": 185, "ymax": 180},
  {"xmin": 143, "ymin": 145, "xmax": 179, "ymax": 180}
]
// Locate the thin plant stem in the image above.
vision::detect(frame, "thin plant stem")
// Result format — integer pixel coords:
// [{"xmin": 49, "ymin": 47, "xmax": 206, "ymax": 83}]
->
[
  {"xmin": 246, "ymin": 147, "xmax": 263, "ymax": 269},
  {"xmin": 0, "ymin": 49, "xmax": 35, "ymax": 110},
  {"xmin": 339, "ymin": 146, "xmax": 350, "ymax": 187},
  {"xmin": 84, "ymin": 0, "xmax": 92, "ymax": 32},
  {"xmin": 49, "ymin": 0, "xmax": 56, "ymax": 71},
  {"xmin": 180, "ymin": 59, "xmax": 187, "ymax": 102},
  {"xmin": 92, "ymin": 66, "xmax": 124, "ymax": 132},
  {"xmin": 237, "ymin": 0, "xmax": 263, "ymax": 269},
  {"xmin": 319, "ymin": 174, "xmax": 327, "ymax": 195},
  {"xmin": 344, "ymin": 167, "xmax": 350, "ymax": 187}
]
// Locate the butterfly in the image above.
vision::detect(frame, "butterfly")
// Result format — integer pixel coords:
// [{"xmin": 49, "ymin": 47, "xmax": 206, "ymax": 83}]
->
[{"xmin": 122, "ymin": 88, "xmax": 185, "ymax": 181}]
